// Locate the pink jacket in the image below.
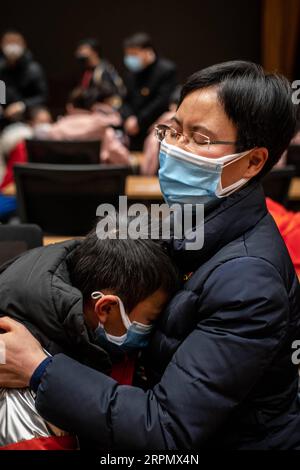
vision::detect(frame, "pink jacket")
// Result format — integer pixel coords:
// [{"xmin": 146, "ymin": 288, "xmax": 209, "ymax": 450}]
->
[{"xmin": 35, "ymin": 110, "xmax": 130, "ymax": 165}]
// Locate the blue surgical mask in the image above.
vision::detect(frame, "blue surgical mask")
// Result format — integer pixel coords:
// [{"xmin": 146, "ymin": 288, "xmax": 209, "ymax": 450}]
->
[
  {"xmin": 92, "ymin": 291, "xmax": 153, "ymax": 352},
  {"xmin": 158, "ymin": 140, "xmax": 252, "ymax": 206},
  {"xmin": 124, "ymin": 55, "xmax": 144, "ymax": 73}
]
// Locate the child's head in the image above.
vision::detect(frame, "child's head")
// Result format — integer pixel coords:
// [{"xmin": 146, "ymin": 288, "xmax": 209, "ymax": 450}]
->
[
  {"xmin": 66, "ymin": 84, "xmax": 116, "ymax": 114},
  {"xmin": 69, "ymin": 229, "xmax": 179, "ymax": 349},
  {"xmin": 26, "ymin": 106, "xmax": 53, "ymax": 126}
]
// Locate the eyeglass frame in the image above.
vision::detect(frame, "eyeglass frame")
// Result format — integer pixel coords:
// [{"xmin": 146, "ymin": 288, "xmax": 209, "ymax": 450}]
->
[{"xmin": 154, "ymin": 124, "xmax": 238, "ymax": 151}]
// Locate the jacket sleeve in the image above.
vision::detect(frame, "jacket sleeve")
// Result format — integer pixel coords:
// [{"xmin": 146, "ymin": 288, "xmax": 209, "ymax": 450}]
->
[
  {"xmin": 22, "ymin": 63, "xmax": 48, "ymax": 108},
  {"xmin": 120, "ymin": 90, "xmax": 134, "ymax": 122},
  {"xmin": 35, "ymin": 258, "xmax": 289, "ymax": 449},
  {"xmin": 136, "ymin": 66, "xmax": 177, "ymax": 131}
]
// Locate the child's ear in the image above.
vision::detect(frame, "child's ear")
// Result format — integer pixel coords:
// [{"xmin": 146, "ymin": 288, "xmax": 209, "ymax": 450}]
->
[{"xmin": 94, "ymin": 296, "xmax": 118, "ymax": 325}]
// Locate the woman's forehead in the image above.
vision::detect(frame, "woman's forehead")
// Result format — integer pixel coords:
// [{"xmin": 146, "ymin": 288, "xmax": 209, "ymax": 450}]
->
[
  {"xmin": 176, "ymin": 88, "xmax": 237, "ymax": 137},
  {"xmin": 177, "ymin": 88, "xmax": 223, "ymax": 121}
]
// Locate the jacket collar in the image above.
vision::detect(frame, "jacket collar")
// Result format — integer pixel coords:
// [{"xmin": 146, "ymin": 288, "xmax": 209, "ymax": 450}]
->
[{"xmin": 172, "ymin": 181, "xmax": 268, "ymax": 271}]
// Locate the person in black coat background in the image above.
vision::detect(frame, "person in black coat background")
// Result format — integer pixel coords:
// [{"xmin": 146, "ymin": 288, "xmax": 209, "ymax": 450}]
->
[
  {"xmin": 1, "ymin": 61, "xmax": 300, "ymax": 450},
  {"xmin": 74, "ymin": 38, "xmax": 125, "ymax": 107},
  {"xmin": 0, "ymin": 29, "xmax": 47, "ymax": 127},
  {"xmin": 121, "ymin": 32, "xmax": 177, "ymax": 150}
]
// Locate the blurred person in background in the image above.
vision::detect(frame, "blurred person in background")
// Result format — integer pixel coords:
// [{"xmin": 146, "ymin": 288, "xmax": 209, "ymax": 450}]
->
[
  {"xmin": 0, "ymin": 29, "xmax": 47, "ymax": 128},
  {"xmin": 75, "ymin": 38, "xmax": 125, "ymax": 108},
  {"xmin": 0, "ymin": 106, "xmax": 52, "ymax": 201},
  {"xmin": 40, "ymin": 86, "xmax": 123, "ymax": 141},
  {"xmin": 0, "ymin": 105, "xmax": 52, "ymax": 162},
  {"xmin": 38, "ymin": 86, "xmax": 130, "ymax": 165},
  {"xmin": 0, "ymin": 85, "xmax": 129, "ymax": 194},
  {"xmin": 0, "ymin": 84, "xmax": 130, "ymax": 219},
  {"xmin": 121, "ymin": 32, "xmax": 177, "ymax": 151}
]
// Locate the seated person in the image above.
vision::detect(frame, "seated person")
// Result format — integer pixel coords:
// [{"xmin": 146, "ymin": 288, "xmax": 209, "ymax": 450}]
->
[
  {"xmin": 74, "ymin": 37, "xmax": 125, "ymax": 106},
  {"xmin": 0, "ymin": 29, "xmax": 48, "ymax": 129},
  {"xmin": 0, "ymin": 105, "xmax": 52, "ymax": 164},
  {"xmin": 0, "ymin": 225, "xmax": 179, "ymax": 450},
  {"xmin": 0, "ymin": 87, "xmax": 130, "ymax": 197},
  {"xmin": 121, "ymin": 32, "xmax": 177, "ymax": 151},
  {"xmin": 35, "ymin": 86, "xmax": 130, "ymax": 165},
  {"xmin": 39, "ymin": 86, "xmax": 121, "ymax": 140},
  {"xmin": 0, "ymin": 106, "xmax": 52, "ymax": 220}
]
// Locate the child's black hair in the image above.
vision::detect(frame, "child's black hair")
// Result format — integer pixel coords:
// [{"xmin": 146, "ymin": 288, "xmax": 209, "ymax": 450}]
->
[{"xmin": 69, "ymin": 226, "xmax": 180, "ymax": 311}]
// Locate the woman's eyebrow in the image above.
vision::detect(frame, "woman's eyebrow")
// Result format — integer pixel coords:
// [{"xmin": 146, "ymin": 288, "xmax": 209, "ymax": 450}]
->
[
  {"xmin": 170, "ymin": 115, "xmax": 182, "ymax": 126},
  {"xmin": 171, "ymin": 116, "xmax": 217, "ymax": 139},
  {"xmin": 191, "ymin": 124, "xmax": 217, "ymax": 139}
]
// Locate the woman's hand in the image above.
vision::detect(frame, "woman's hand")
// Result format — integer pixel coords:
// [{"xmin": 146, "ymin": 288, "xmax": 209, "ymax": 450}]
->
[
  {"xmin": 124, "ymin": 116, "xmax": 139, "ymax": 136},
  {"xmin": 0, "ymin": 317, "xmax": 47, "ymax": 388}
]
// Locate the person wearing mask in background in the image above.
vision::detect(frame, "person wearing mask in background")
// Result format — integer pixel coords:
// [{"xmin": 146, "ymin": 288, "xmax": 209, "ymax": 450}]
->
[
  {"xmin": 75, "ymin": 38, "xmax": 125, "ymax": 109},
  {"xmin": 0, "ymin": 30, "xmax": 47, "ymax": 128},
  {"xmin": 121, "ymin": 32, "xmax": 177, "ymax": 150}
]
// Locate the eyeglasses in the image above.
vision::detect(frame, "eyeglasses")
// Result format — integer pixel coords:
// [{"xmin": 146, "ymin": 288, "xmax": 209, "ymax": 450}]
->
[{"xmin": 154, "ymin": 124, "xmax": 237, "ymax": 152}]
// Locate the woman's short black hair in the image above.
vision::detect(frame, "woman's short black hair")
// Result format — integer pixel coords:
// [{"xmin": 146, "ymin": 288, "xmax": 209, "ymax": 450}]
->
[
  {"xmin": 179, "ymin": 61, "xmax": 297, "ymax": 176},
  {"xmin": 69, "ymin": 227, "xmax": 180, "ymax": 312}
]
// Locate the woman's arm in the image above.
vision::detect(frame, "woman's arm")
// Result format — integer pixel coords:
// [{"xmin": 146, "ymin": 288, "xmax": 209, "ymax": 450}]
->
[{"xmin": 33, "ymin": 258, "xmax": 289, "ymax": 449}]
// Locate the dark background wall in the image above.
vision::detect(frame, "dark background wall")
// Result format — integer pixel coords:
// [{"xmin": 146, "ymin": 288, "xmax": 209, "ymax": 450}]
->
[{"xmin": 0, "ymin": 0, "xmax": 262, "ymax": 112}]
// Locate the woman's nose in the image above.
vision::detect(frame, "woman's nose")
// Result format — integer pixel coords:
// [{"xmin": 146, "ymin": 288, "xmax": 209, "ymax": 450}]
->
[{"xmin": 177, "ymin": 133, "xmax": 189, "ymax": 150}]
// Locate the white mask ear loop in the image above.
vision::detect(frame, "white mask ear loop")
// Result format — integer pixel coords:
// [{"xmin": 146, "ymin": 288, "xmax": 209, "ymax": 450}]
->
[
  {"xmin": 117, "ymin": 297, "xmax": 132, "ymax": 330},
  {"xmin": 111, "ymin": 296, "xmax": 153, "ymax": 332},
  {"xmin": 222, "ymin": 149, "xmax": 253, "ymax": 168},
  {"xmin": 91, "ymin": 291, "xmax": 104, "ymax": 300},
  {"xmin": 217, "ymin": 149, "xmax": 254, "ymax": 197}
]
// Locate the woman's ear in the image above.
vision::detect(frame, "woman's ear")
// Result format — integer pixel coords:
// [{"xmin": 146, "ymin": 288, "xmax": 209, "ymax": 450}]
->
[
  {"xmin": 244, "ymin": 147, "xmax": 269, "ymax": 178},
  {"xmin": 94, "ymin": 296, "xmax": 119, "ymax": 325}
]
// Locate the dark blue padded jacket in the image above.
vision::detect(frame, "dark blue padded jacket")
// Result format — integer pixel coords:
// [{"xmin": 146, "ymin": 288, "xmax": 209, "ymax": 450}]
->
[{"xmin": 35, "ymin": 181, "xmax": 300, "ymax": 450}]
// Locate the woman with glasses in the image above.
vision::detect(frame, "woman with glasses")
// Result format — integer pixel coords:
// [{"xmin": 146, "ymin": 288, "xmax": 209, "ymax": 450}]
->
[{"xmin": 1, "ymin": 61, "xmax": 300, "ymax": 450}]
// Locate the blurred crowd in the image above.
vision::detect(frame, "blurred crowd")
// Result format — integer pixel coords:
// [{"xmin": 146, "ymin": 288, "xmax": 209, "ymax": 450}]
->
[{"xmin": 0, "ymin": 29, "xmax": 180, "ymax": 185}]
